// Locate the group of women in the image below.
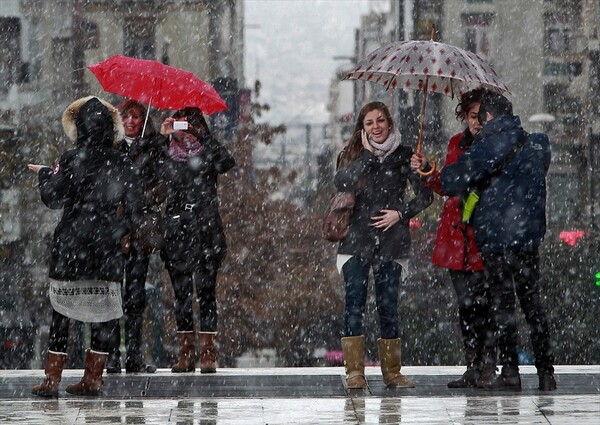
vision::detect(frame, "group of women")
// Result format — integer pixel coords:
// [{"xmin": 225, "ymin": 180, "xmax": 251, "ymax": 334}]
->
[
  {"xmin": 28, "ymin": 96, "xmax": 234, "ymax": 396},
  {"xmin": 335, "ymin": 89, "xmax": 497, "ymax": 390},
  {"xmin": 28, "ymin": 87, "xmax": 494, "ymax": 397}
]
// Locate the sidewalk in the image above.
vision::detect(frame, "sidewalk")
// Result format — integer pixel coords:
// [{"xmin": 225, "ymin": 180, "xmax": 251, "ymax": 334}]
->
[{"xmin": 1, "ymin": 365, "xmax": 598, "ymax": 424}]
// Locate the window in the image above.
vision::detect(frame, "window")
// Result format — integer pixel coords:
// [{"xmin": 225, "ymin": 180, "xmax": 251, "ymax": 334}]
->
[
  {"xmin": 124, "ymin": 19, "xmax": 156, "ymax": 60},
  {"xmin": 0, "ymin": 18, "xmax": 22, "ymax": 93},
  {"xmin": 462, "ymin": 13, "xmax": 495, "ymax": 62},
  {"xmin": 544, "ymin": 13, "xmax": 573, "ymax": 56}
]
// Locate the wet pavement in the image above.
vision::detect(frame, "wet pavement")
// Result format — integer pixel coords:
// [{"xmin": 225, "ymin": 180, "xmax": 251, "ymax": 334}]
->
[{"xmin": 0, "ymin": 365, "xmax": 598, "ymax": 424}]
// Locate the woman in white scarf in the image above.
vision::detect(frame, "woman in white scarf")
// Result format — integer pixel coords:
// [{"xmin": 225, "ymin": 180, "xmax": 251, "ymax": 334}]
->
[{"xmin": 334, "ymin": 101, "xmax": 433, "ymax": 390}]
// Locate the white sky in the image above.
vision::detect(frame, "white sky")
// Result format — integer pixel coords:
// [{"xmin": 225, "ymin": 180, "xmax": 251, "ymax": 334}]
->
[{"xmin": 244, "ymin": 0, "xmax": 387, "ymax": 125}]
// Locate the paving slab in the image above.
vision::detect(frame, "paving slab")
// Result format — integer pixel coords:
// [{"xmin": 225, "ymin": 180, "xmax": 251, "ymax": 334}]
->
[{"xmin": 0, "ymin": 366, "xmax": 598, "ymax": 424}]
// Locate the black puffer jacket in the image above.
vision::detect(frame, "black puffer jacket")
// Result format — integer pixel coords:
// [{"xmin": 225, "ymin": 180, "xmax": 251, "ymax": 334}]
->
[
  {"xmin": 158, "ymin": 134, "xmax": 235, "ymax": 273},
  {"xmin": 334, "ymin": 146, "xmax": 433, "ymax": 262},
  {"xmin": 38, "ymin": 98, "xmax": 143, "ymax": 282}
]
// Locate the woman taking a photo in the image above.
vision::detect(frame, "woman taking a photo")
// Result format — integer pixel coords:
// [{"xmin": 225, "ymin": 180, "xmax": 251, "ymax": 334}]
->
[{"xmin": 335, "ymin": 101, "xmax": 432, "ymax": 389}]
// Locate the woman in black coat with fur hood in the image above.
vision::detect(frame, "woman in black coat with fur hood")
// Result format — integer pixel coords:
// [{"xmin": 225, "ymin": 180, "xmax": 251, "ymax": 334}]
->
[{"xmin": 28, "ymin": 96, "xmax": 143, "ymax": 397}]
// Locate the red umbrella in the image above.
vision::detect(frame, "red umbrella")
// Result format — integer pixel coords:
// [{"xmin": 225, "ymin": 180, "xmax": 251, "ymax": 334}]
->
[{"xmin": 87, "ymin": 55, "xmax": 228, "ymax": 114}]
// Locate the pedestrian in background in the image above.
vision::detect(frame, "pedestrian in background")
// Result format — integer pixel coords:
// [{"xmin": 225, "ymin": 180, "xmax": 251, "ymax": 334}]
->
[
  {"xmin": 440, "ymin": 93, "xmax": 556, "ymax": 391},
  {"xmin": 105, "ymin": 99, "xmax": 164, "ymax": 374},
  {"xmin": 158, "ymin": 107, "xmax": 235, "ymax": 374},
  {"xmin": 334, "ymin": 101, "xmax": 432, "ymax": 389},
  {"xmin": 28, "ymin": 96, "xmax": 142, "ymax": 396},
  {"xmin": 410, "ymin": 88, "xmax": 497, "ymax": 388}
]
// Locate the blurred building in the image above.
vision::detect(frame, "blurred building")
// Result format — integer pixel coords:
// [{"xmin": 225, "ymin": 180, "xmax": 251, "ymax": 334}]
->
[{"xmin": 332, "ymin": 0, "xmax": 600, "ymax": 234}]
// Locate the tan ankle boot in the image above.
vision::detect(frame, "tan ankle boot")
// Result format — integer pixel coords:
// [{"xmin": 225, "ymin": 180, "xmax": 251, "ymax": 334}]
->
[
  {"xmin": 65, "ymin": 349, "xmax": 107, "ymax": 396},
  {"xmin": 198, "ymin": 332, "xmax": 217, "ymax": 373},
  {"xmin": 341, "ymin": 336, "xmax": 366, "ymax": 389},
  {"xmin": 377, "ymin": 338, "xmax": 415, "ymax": 388},
  {"xmin": 32, "ymin": 351, "xmax": 67, "ymax": 397},
  {"xmin": 171, "ymin": 331, "xmax": 196, "ymax": 373}
]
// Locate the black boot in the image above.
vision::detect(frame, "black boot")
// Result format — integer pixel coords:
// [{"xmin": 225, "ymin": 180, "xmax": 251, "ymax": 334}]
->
[
  {"xmin": 448, "ymin": 367, "xmax": 479, "ymax": 388},
  {"xmin": 448, "ymin": 349, "xmax": 479, "ymax": 388},
  {"xmin": 485, "ymin": 367, "xmax": 521, "ymax": 391},
  {"xmin": 538, "ymin": 371, "xmax": 557, "ymax": 391},
  {"xmin": 125, "ymin": 313, "xmax": 156, "ymax": 374},
  {"xmin": 476, "ymin": 364, "xmax": 497, "ymax": 388}
]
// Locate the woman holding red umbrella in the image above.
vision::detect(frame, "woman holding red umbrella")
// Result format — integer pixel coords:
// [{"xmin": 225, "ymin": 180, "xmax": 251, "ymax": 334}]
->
[
  {"xmin": 105, "ymin": 99, "xmax": 164, "ymax": 374},
  {"xmin": 410, "ymin": 88, "xmax": 497, "ymax": 388},
  {"xmin": 157, "ymin": 107, "xmax": 235, "ymax": 373}
]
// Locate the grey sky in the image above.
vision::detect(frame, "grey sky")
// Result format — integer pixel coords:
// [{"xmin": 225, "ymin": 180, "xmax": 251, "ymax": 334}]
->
[{"xmin": 244, "ymin": 0, "xmax": 384, "ymax": 125}]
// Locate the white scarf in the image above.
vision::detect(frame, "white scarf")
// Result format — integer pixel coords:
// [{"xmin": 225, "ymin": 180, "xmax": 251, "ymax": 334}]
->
[{"xmin": 369, "ymin": 126, "xmax": 402, "ymax": 162}]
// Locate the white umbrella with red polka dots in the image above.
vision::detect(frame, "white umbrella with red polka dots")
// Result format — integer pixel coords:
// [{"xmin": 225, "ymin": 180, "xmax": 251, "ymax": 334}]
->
[{"xmin": 345, "ymin": 36, "xmax": 509, "ymax": 174}]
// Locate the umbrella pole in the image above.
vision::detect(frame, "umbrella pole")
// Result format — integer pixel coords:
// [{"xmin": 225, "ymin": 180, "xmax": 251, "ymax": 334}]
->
[
  {"xmin": 416, "ymin": 78, "xmax": 436, "ymax": 176},
  {"xmin": 141, "ymin": 95, "xmax": 152, "ymax": 139}
]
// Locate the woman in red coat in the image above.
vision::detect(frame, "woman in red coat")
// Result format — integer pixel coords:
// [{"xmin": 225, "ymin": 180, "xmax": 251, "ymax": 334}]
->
[{"xmin": 411, "ymin": 88, "xmax": 496, "ymax": 388}]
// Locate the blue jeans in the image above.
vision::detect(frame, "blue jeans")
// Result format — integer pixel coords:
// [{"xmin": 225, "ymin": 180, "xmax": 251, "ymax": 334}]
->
[{"xmin": 342, "ymin": 255, "xmax": 401, "ymax": 339}]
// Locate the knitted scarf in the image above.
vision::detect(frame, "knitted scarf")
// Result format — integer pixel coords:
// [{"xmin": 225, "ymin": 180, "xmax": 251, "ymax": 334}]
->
[
  {"xmin": 168, "ymin": 131, "xmax": 204, "ymax": 162},
  {"xmin": 369, "ymin": 126, "xmax": 401, "ymax": 161}
]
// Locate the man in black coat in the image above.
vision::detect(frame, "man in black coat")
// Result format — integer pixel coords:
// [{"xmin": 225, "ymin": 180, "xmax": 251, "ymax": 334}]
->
[{"xmin": 440, "ymin": 93, "xmax": 556, "ymax": 391}]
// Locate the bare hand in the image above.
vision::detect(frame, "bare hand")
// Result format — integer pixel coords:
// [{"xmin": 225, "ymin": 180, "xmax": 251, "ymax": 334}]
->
[
  {"xmin": 160, "ymin": 117, "xmax": 176, "ymax": 136},
  {"xmin": 361, "ymin": 130, "xmax": 374, "ymax": 152},
  {"xmin": 371, "ymin": 209, "xmax": 402, "ymax": 232},
  {"xmin": 410, "ymin": 153, "xmax": 428, "ymax": 171},
  {"xmin": 27, "ymin": 164, "xmax": 47, "ymax": 174}
]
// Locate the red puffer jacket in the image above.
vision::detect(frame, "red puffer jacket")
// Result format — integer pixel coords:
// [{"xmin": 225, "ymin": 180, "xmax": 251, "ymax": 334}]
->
[{"xmin": 420, "ymin": 131, "xmax": 483, "ymax": 271}]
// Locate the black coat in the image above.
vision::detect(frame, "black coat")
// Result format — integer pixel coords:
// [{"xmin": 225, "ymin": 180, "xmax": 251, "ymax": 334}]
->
[
  {"xmin": 334, "ymin": 146, "xmax": 433, "ymax": 262},
  {"xmin": 114, "ymin": 136, "xmax": 164, "ymax": 207},
  {"xmin": 158, "ymin": 135, "xmax": 235, "ymax": 272},
  {"xmin": 39, "ymin": 142, "xmax": 143, "ymax": 282}
]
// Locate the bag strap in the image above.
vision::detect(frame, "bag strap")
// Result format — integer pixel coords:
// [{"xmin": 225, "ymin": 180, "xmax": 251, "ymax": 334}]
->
[
  {"xmin": 472, "ymin": 130, "xmax": 529, "ymax": 193},
  {"xmin": 335, "ymin": 148, "xmax": 346, "ymax": 171}
]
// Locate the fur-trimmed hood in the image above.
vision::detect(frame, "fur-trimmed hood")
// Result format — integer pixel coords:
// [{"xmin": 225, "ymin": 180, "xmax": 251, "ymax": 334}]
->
[{"xmin": 62, "ymin": 96, "xmax": 124, "ymax": 144}]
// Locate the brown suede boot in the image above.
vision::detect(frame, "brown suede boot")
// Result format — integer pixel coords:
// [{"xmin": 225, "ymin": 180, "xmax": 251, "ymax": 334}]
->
[
  {"xmin": 65, "ymin": 349, "xmax": 107, "ymax": 396},
  {"xmin": 377, "ymin": 338, "xmax": 415, "ymax": 388},
  {"xmin": 171, "ymin": 331, "xmax": 196, "ymax": 373},
  {"xmin": 341, "ymin": 336, "xmax": 366, "ymax": 389},
  {"xmin": 32, "ymin": 351, "xmax": 67, "ymax": 397},
  {"xmin": 198, "ymin": 332, "xmax": 217, "ymax": 373}
]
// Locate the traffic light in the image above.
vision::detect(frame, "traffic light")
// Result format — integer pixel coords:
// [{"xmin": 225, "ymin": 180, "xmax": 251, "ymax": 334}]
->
[{"xmin": 596, "ymin": 272, "xmax": 600, "ymax": 286}]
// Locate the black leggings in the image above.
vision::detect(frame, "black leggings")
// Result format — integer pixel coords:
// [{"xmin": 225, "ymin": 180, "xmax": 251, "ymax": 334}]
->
[
  {"xmin": 167, "ymin": 260, "xmax": 220, "ymax": 332},
  {"xmin": 48, "ymin": 309, "xmax": 112, "ymax": 353},
  {"xmin": 448, "ymin": 269, "xmax": 496, "ymax": 367}
]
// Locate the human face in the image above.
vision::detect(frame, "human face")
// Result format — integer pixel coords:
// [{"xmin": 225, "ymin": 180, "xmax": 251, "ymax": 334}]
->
[
  {"xmin": 363, "ymin": 109, "xmax": 390, "ymax": 143},
  {"xmin": 466, "ymin": 103, "xmax": 482, "ymax": 136},
  {"xmin": 122, "ymin": 108, "xmax": 144, "ymax": 138}
]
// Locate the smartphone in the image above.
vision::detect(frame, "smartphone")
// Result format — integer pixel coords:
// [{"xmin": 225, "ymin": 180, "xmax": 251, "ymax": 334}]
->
[{"xmin": 173, "ymin": 120, "xmax": 189, "ymax": 130}]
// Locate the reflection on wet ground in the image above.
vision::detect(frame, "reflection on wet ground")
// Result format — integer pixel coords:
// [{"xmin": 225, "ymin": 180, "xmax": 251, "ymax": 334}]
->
[{"xmin": 0, "ymin": 366, "xmax": 598, "ymax": 424}]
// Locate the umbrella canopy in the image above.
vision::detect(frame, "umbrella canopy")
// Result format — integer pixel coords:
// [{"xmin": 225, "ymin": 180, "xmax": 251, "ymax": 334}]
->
[
  {"xmin": 345, "ymin": 38, "xmax": 509, "ymax": 175},
  {"xmin": 87, "ymin": 55, "xmax": 228, "ymax": 114},
  {"xmin": 345, "ymin": 40, "xmax": 509, "ymax": 97}
]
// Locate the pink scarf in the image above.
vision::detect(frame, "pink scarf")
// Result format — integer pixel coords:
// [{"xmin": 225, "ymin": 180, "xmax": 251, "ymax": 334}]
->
[{"xmin": 168, "ymin": 131, "xmax": 204, "ymax": 162}]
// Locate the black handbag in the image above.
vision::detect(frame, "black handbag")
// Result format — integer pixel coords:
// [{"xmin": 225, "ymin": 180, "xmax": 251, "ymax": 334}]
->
[{"xmin": 134, "ymin": 209, "xmax": 165, "ymax": 253}]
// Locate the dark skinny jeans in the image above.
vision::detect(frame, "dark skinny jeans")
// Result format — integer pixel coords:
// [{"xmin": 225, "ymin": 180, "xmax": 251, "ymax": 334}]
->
[
  {"xmin": 342, "ymin": 254, "xmax": 401, "ymax": 339},
  {"xmin": 482, "ymin": 250, "xmax": 554, "ymax": 374}
]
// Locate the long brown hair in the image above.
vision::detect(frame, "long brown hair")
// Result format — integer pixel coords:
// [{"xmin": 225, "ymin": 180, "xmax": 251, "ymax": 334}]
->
[{"xmin": 338, "ymin": 101, "xmax": 394, "ymax": 169}]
